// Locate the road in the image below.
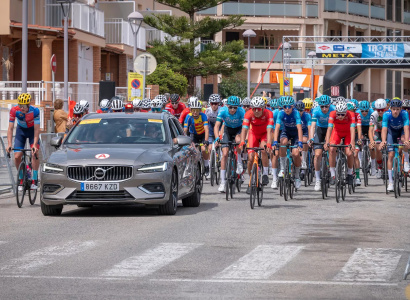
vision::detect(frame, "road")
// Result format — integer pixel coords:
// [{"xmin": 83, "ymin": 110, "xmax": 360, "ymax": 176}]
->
[{"xmin": 0, "ymin": 176, "xmax": 409, "ymax": 299}]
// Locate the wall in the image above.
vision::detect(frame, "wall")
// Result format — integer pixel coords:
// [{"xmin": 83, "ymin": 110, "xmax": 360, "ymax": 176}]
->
[{"xmin": 0, "ymin": 0, "xmax": 10, "ymax": 35}]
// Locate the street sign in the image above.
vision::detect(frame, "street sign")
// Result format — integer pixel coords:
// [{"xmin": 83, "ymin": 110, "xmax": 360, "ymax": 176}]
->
[
  {"xmin": 50, "ymin": 54, "xmax": 57, "ymax": 73},
  {"xmin": 331, "ymin": 86, "xmax": 340, "ymax": 96},
  {"xmin": 133, "ymin": 53, "xmax": 157, "ymax": 75},
  {"xmin": 128, "ymin": 72, "xmax": 144, "ymax": 101},
  {"xmin": 280, "ymin": 77, "xmax": 293, "ymax": 96}
]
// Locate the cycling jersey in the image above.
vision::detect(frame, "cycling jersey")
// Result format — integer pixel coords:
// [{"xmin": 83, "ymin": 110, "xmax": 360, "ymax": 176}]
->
[
  {"xmin": 273, "ymin": 109, "xmax": 280, "ymax": 129},
  {"xmin": 311, "ymin": 105, "xmax": 335, "ymax": 128},
  {"xmin": 216, "ymin": 106, "xmax": 245, "ymax": 129},
  {"xmin": 179, "ymin": 108, "xmax": 190, "ymax": 123},
  {"xmin": 300, "ymin": 112, "xmax": 312, "ymax": 133},
  {"xmin": 276, "ymin": 109, "xmax": 302, "ymax": 133},
  {"xmin": 370, "ymin": 111, "xmax": 383, "ymax": 131},
  {"xmin": 205, "ymin": 106, "xmax": 221, "ymax": 137},
  {"xmin": 242, "ymin": 109, "xmax": 274, "ymax": 134},
  {"xmin": 9, "ymin": 105, "xmax": 40, "ymax": 128},
  {"xmin": 166, "ymin": 102, "xmax": 186, "ymax": 118},
  {"xmin": 184, "ymin": 113, "xmax": 208, "ymax": 135},
  {"xmin": 356, "ymin": 108, "xmax": 374, "ymax": 126},
  {"xmin": 382, "ymin": 110, "xmax": 410, "ymax": 130},
  {"xmin": 328, "ymin": 111, "xmax": 356, "ymax": 131}
]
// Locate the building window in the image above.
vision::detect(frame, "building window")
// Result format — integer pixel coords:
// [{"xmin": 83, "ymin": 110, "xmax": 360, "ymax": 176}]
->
[
  {"xmin": 225, "ymin": 31, "xmax": 239, "ymax": 42},
  {"xmin": 395, "ymin": 71, "xmax": 401, "ymax": 98},
  {"xmin": 330, "ymin": 30, "xmax": 335, "ymax": 36},
  {"xmin": 356, "ymin": 31, "xmax": 363, "ymax": 36},
  {"xmin": 396, "ymin": 0, "xmax": 402, "ymax": 22},
  {"xmin": 356, "ymin": 84, "xmax": 363, "ymax": 92},
  {"xmin": 386, "ymin": 70, "xmax": 393, "ymax": 99},
  {"xmin": 387, "ymin": 1, "xmax": 393, "ymax": 21}
]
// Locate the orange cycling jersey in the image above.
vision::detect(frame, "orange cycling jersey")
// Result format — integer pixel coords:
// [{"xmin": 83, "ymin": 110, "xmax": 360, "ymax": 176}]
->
[{"xmin": 242, "ymin": 109, "xmax": 274, "ymax": 135}]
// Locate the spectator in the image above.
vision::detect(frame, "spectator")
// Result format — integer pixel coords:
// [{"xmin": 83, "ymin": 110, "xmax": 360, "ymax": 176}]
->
[{"xmin": 53, "ymin": 99, "xmax": 68, "ymax": 133}]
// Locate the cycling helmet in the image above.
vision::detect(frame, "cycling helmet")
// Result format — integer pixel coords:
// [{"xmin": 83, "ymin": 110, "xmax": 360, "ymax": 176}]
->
[
  {"xmin": 265, "ymin": 97, "xmax": 271, "ymax": 105},
  {"xmin": 359, "ymin": 100, "xmax": 370, "ymax": 111},
  {"xmin": 227, "ymin": 96, "xmax": 240, "ymax": 106},
  {"xmin": 385, "ymin": 98, "xmax": 391, "ymax": 105},
  {"xmin": 132, "ymin": 99, "xmax": 142, "ymax": 108},
  {"xmin": 111, "ymin": 99, "xmax": 124, "ymax": 111},
  {"xmin": 346, "ymin": 101, "xmax": 356, "ymax": 111},
  {"xmin": 170, "ymin": 94, "xmax": 180, "ymax": 103},
  {"xmin": 392, "ymin": 97, "xmax": 401, "ymax": 101},
  {"xmin": 142, "ymin": 98, "xmax": 151, "ymax": 109},
  {"xmin": 100, "ymin": 99, "xmax": 110, "ymax": 109},
  {"xmin": 390, "ymin": 99, "xmax": 402, "ymax": 108},
  {"xmin": 251, "ymin": 97, "xmax": 265, "ymax": 108},
  {"xmin": 18, "ymin": 93, "xmax": 31, "ymax": 105},
  {"xmin": 314, "ymin": 97, "xmax": 320, "ymax": 102},
  {"xmin": 312, "ymin": 101, "xmax": 319, "ymax": 110},
  {"xmin": 336, "ymin": 101, "xmax": 348, "ymax": 113},
  {"xmin": 155, "ymin": 94, "xmax": 168, "ymax": 105},
  {"xmin": 331, "ymin": 98, "xmax": 338, "ymax": 106},
  {"xmin": 371, "ymin": 101, "xmax": 376, "ymax": 109},
  {"xmin": 209, "ymin": 94, "xmax": 221, "ymax": 103},
  {"xmin": 402, "ymin": 99, "xmax": 410, "ymax": 107},
  {"xmin": 278, "ymin": 96, "xmax": 284, "ymax": 108},
  {"xmin": 282, "ymin": 96, "xmax": 295, "ymax": 106},
  {"xmin": 350, "ymin": 98, "xmax": 359, "ymax": 108},
  {"xmin": 124, "ymin": 103, "xmax": 133, "ymax": 112},
  {"xmin": 222, "ymin": 98, "xmax": 228, "ymax": 106},
  {"xmin": 269, "ymin": 98, "xmax": 279, "ymax": 109},
  {"xmin": 188, "ymin": 96, "xmax": 199, "ymax": 107},
  {"xmin": 317, "ymin": 95, "xmax": 331, "ymax": 106},
  {"xmin": 242, "ymin": 97, "xmax": 251, "ymax": 106},
  {"xmin": 336, "ymin": 96, "xmax": 345, "ymax": 103},
  {"xmin": 79, "ymin": 99, "xmax": 90, "ymax": 111},
  {"xmin": 302, "ymin": 98, "xmax": 313, "ymax": 109},
  {"xmin": 295, "ymin": 100, "xmax": 305, "ymax": 111},
  {"xmin": 73, "ymin": 103, "xmax": 85, "ymax": 115},
  {"xmin": 190, "ymin": 99, "xmax": 202, "ymax": 109},
  {"xmin": 374, "ymin": 98, "xmax": 387, "ymax": 109},
  {"xmin": 151, "ymin": 98, "xmax": 163, "ymax": 109}
]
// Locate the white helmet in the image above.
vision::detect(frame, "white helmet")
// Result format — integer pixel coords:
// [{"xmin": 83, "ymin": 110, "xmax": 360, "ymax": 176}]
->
[
  {"xmin": 331, "ymin": 98, "xmax": 338, "ymax": 105},
  {"xmin": 190, "ymin": 99, "xmax": 202, "ymax": 109},
  {"xmin": 79, "ymin": 99, "xmax": 90, "ymax": 110},
  {"xmin": 222, "ymin": 98, "xmax": 228, "ymax": 105},
  {"xmin": 155, "ymin": 94, "xmax": 168, "ymax": 105},
  {"xmin": 335, "ymin": 101, "xmax": 348, "ymax": 113},
  {"xmin": 336, "ymin": 96, "xmax": 345, "ymax": 103},
  {"xmin": 374, "ymin": 98, "xmax": 387, "ymax": 109},
  {"xmin": 111, "ymin": 99, "xmax": 124, "ymax": 111},
  {"xmin": 188, "ymin": 96, "xmax": 199, "ymax": 107},
  {"xmin": 151, "ymin": 98, "xmax": 163, "ymax": 109},
  {"xmin": 100, "ymin": 99, "xmax": 110, "ymax": 109},
  {"xmin": 141, "ymin": 98, "xmax": 151, "ymax": 109},
  {"xmin": 251, "ymin": 96, "xmax": 265, "ymax": 108},
  {"xmin": 132, "ymin": 99, "xmax": 142, "ymax": 108},
  {"xmin": 312, "ymin": 101, "xmax": 319, "ymax": 110}
]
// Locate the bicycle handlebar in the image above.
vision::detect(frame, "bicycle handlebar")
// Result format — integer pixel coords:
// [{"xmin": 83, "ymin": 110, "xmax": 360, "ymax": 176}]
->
[{"xmin": 7, "ymin": 148, "xmax": 38, "ymax": 160}]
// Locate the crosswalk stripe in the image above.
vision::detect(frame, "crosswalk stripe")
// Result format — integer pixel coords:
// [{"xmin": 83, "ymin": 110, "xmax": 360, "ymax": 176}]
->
[
  {"xmin": 333, "ymin": 248, "xmax": 402, "ymax": 282},
  {"xmin": 0, "ymin": 241, "xmax": 99, "ymax": 274},
  {"xmin": 102, "ymin": 243, "xmax": 202, "ymax": 278},
  {"xmin": 214, "ymin": 245, "xmax": 304, "ymax": 280}
]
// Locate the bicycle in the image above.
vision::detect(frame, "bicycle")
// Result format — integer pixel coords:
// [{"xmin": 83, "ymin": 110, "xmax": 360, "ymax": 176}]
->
[
  {"xmin": 210, "ymin": 142, "xmax": 221, "ymax": 187},
  {"xmin": 221, "ymin": 141, "xmax": 239, "ymax": 201},
  {"xmin": 304, "ymin": 146, "xmax": 315, "ymax": 187},
  {"xmin": 385, "ymin": 142, "xmax": 403, "ymax": 198},
  {"xmin": 401, "ymin": 151, "xmax": 408, "ymax": 192},
  {"xmin": 7, "ymin": 148, "xmax": 38, "ymax": 208},
  {"xmin": 311, "ymin": 142, "xmax": 329, "ymax": 199},
  {"xmin": 247, "ymin": 147, "xmax": 265, "ymax": 209},
  {"xmin": 361, "ymin": 137, "xmax": 371, "ymax": 187},
  {"xmin": 330, "ymin": 144, "xmax": 350, "ymax": 203},
  {"xmin": 194, "ymin": 143, "xmax": 206, "ymax": 192},
  {"xmin": 278, "ymin": 143, "xmax": 299, "ymax": 201}
]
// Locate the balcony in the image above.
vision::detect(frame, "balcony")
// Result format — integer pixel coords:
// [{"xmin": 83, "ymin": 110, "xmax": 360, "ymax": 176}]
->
[
  {"xmin": 404, "ymin": 12, "xmax": 410, "ymax": 24},
  {"xmin": 45, "ymin": 2, "xmax": 104, "ymax": 37},
  {"xmin": 249, "ymin": 48, "xmax": 309, "ymax": 63},
  {"xmin": 371, "ymin": 5, "xmax": 385, "ymax": 20},
  {"xmin": 325, "ymin": 0, "xmax": 386, "ymax": 20},
  {"xmin": 348, "ymin": 1, "xmax": 369, "ymax": 17},
  {"xmin": 324, "ymin": 0, "xmax": 347, "ymax": 13},
  {"xmin": 104, "ymin": 19, "xmax": 146, "ymax": 50}
]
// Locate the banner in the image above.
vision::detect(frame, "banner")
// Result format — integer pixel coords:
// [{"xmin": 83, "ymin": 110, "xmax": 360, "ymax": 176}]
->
[
  {"xmin": 316, "ymin": 43, "xmax": 361, "ymax": 58},
  {"xmin": 127, "ymin": 72, "xmax": 144, "ymax": 102},
  {"xmin": 362, "ymin": 43, "xmax": 405, "ymax": 58}
]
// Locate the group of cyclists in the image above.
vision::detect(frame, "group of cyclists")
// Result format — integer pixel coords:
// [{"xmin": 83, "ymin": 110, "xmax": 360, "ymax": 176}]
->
[{"xmin": 6, "ymin": 91, "xmax": 410, "ymax": 199}]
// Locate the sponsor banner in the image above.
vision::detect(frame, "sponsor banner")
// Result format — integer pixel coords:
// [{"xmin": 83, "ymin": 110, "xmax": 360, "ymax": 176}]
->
[
  {"xmin": 362, "ymin": 43, "xmax": 405, "ymax": 58},
  {"xmin": 316, "ymin": 43, "xmax": 362, "ymax": 57}
]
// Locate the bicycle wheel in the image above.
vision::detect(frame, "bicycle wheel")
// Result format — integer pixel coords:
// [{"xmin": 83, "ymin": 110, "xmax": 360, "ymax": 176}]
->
[
  {"xmin": 225, "ymin": 156, "xmax": 231, "ymax": 201},
  {"xmin": 250, "ymin": 164, "xmax": 257, "ymax": 209},
  {"xmin": 283, "ymin": 158, "xmax": 289, "ymax": 201},
  {"xmin": 210, "ymin": 150, "xmax": 216, "ymax": 186},
  {"xmin": 230, "ymin": 159, "xmax": 236, "ymax": 199},
  {"xmin": 215, "ymin": 149, "xmax": 221, "ymax": 185},
  {"xmin": 405, "ymin": 173, "xmax": 408, "ymax": 192},
  {"xmin": 257, "ymin": 169, "xmax": 263, "ymax": 207},
  {"xmin": 383, "ymin": 153, "xmax": 388, "ymax": 194},
  {"xmin": 362, "ymin": 148, "xmax": 369, "ymax": 187},
  {"xmin": 321, "ymin": 156, "xmax": 327, "ymax": 199},
  {"xmin": 279, "ymin": 177, "xmax": 284, "ymax": 196},
  {"xmin": 335, "ymin": 159, "xmax": 341, "ymax": 203},
  {"xmin": 393, "ymin": 157, "xmax": 400, "ymax": 198},
  {"xmin": 28, "ymin": 163, "xmax": 37, "ymax": 205},
  {"xmin": 308, "ymin": 151, "xmax": 314, "ymax": 186},
  {"xmin": 304, "ymin": 153, "xmax": 309, "ymax": 187},
  {"xmin": 16, "ymin": 162, "xmax": 26, "ymax": 208}
]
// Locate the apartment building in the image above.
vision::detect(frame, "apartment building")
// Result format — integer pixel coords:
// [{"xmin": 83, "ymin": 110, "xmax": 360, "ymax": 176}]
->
[{"xmin": 197, "ymin": 0, "xmax": 410, "ymax": 100}]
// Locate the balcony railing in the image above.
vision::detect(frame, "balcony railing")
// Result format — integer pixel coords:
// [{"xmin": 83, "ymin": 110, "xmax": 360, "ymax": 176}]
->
[
  {"xmin": 197, "ymin": 6, "xmax": 217, "ymax": 15},
  {"xmin": 104, "ymin": 19, "xmax": 146, "ymax": 50},
  {"xmin": 371, "ymin": 5, "xmax": 385, "ymax": 20},
  {"xmin": 404, "ymin": 11, "xmax": 410, "ymax": 24},
  {"xmin": 324, "ymin": 0, "xmax": 347, "ymax": 13},
  {"xmin": 249, "ymin": 49, "xmax": 310, "ymax": 63},
  {"xmin": 45, "ymin": 2, "xmax": 104, "ymax": 37},
  {"xmin": 325, "ymin": 0, "xmax": 386, "ymax": 20},
  {"xmin": 348, "ymin": 1, "xmax": 369, "ymax": 17}
]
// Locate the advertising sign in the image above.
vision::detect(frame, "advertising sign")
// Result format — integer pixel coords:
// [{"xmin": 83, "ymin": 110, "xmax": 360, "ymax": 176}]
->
[{"xmin": 128, "ymin": 72, "xmax": 144, "ymax": 101}]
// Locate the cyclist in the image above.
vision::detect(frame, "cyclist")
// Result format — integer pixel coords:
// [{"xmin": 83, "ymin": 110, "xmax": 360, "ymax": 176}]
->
[
  {"xmin": 324, "ymin": 101, "xmax": 356, "ymax": 186},
  {"xmin": 132, "ymin": 99, "xmax": 143, "ymax": 112},
  {"xmin": 205, "ymin": 94, "xmax": 222, "ymax": 153},
  {"xmin": 124, "ymin": 103, "xmax": 134, "ymax": 113},
  {"xmin": 179, "ymin": 97, "xmax": 198, "ymax": 124},
  {"xmin": 140, "ymin": 98, "xmax": 151, "ymax": 112},
  {"xmin": 7, "ymin": 93, "xmax": 40, "ymax": 190},
  {"xmin": 67, "ymin": 103, "xmax": 86, "ymax": 131},
  {"xmin": 347, "ymin": 101, "xmax": 363, "ymax": 186},
  {"xmin": 380, "ymin": 98, "xmax": 410, "ymax": 191},
  {"xmin": 111, "ymin": 98, "xmax": 124, "ymax": 112},
  {"xmin": 302, "ymin": 98, "xmax": 313, "ymax": 114},
  {"xmin": 242, "ymin": 97, "xmax": 252, "ymax": 112},
  {"xmin": 295, "ymin": 100, "xmax": 311, "ymax": 175},
  {"xmin": 357, "ymin": 100, "xmax": 376, "ymax": 176},
  {"xmin": 240, "ymin": 96, "xmax": 274, "ymax": 193},
  {"xmin": 273, "ymin": 96, "xmax": 304, "ymax": 189},
  {"xmin": 166, "ymin": 94, "xmax": 186, "ymax": 118},
  {"xmin": 308, "ymin": 95, "xmax": 335, "ymax": 191},
  {"xmin": 369, "ymin": 98, "xmax": 388, "ymax": 178},
  {"xmin": 97, "ymin": 99, "xmax": 111, "ymax": 113},
  {"xmin": 79, "ymin": 99, "xmax": 90, "ymax": 114},
  {"xmin": 270, "ymin": 97, "xmax": 282, "ymax": 189},
  {"xmin": 214, "ymin": 96, "xmax": 245, "ymax": 192}
]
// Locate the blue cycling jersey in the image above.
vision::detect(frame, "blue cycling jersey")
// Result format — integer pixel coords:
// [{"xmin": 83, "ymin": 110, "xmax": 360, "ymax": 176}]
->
[
  {"xmin": 356, "ymin": 108, "xmax": 374, "ymax": 126},
  {"xmin": 216, "ymin": 106, "xmax": 245, "ymax": 128},
  {"xmin": 273, "ymin": 109, "xmax": 280, "ymax": 129},
  {"xmin": 300, "ymin": 112, "xmax": 312, "ymax": 131},
  {"xmin": 382, "ymin": 110, "xmax": 409, "ymax": 130},
  {"xmin": 311, "ymin": 105, "xmax": 336, "ymax": 128},
  {"xmin": 276, "ymin": 109, "xmax": 302, "ymax": 132}
]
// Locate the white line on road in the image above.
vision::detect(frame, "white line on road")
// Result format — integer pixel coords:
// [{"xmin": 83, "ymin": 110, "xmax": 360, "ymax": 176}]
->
[
  {"xmin": 102, "ymin": 243, "xmax": 203, "ymax": 277},
  {"xmin": 0, "ymin": 241, "xmax": 99, "ymax": 274},
  {"xmin": 214, "ymin": 245, "xmax": 304, "ymax": 280},
  {"xmin": 0, "ymin": 241, "xmax": 7, "ymax": 246},
  {"xmin": 333, "ymin": 248, "xmax": 403, "ymax": 282}
]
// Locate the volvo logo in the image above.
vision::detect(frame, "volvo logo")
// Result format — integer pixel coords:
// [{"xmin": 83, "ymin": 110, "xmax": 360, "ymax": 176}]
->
[{"xmin": 94, "ymin": 168, "xmax": 106, "ymax": 179}]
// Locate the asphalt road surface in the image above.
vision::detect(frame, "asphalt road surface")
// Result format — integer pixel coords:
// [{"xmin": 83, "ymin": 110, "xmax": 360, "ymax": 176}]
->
[{"xmin": 0, "ymin": 176, "xmax": 409, "ymax": 299}]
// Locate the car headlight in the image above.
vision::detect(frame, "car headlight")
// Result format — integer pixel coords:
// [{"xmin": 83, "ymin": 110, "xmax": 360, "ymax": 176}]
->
[
  {"xmin": 137, "ymin": 162, "xmax": 168, "ymax": 173},
  {"xmin": 42, "ymin": 163, "xmax": 64, "ymax": 173}
]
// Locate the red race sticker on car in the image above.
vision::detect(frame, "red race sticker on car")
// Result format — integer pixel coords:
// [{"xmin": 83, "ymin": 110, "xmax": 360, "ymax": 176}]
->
[{"xmin": 95, "ymin": 154, "xmax": 110, "ymax": 159}]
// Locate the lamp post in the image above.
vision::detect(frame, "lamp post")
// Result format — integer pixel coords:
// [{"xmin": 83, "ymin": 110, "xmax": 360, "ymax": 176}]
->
[
  {"xmin": 308, "ymin": 51, "xmax": 316, "ymax": 99},
  {"xmin": 128, "ymin": 11, "xmax": 144, "ymax": 64},
  {"xmin": 243, "ymin": 29, "xmax": 256, "ymax": 98},
  {"xmin": 282, "ymin": 42, "xmax": 291, "ymax": 96},
  {"xmin": 57, "ymin": 0, "xmax": 75, "ymax": 111},
  {"xmin": 22, "ymin": 0, "xmax": 28, "ymax": 92}
]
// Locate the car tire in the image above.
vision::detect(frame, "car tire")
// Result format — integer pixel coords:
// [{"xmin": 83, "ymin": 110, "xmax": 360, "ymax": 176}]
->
[
  {"xmin": 41, "ymin": 197, "xmax": 63, "ymax": 216},
  {"xmin": 182, "ymin": 164, "xmax": 201, "ymax": 207},
  {"xmin": 158, "ymin": 170, "xmax": 178, "ymax": 215}
]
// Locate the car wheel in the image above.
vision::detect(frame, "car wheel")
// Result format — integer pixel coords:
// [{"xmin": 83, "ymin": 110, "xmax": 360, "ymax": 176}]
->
[
  {"xmin": 40, "ymin": 196, "xmax": 63, "ymax": 216},
  {"xmin": 182, "ymin": 164, "xmax": 201, "ymax": 207},
  {"xmin": 158, "ymin": 170, "xmax": 178, "ymax": 215}
]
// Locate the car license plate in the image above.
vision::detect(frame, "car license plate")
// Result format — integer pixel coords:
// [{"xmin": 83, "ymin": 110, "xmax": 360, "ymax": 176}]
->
[{"xmin": 81, "ymin": 182, "xmax": 119, "ymax": 191}]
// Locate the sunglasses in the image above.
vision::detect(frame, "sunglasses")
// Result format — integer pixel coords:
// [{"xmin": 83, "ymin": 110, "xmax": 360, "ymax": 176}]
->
[
  {"xmin": 18, "ymin": 104, "xmax": 29, "ymax": 109},
  {"xmin": 252, "ymin": 107, "xmax": 263, "ymax": 112},
  {"xmin": 191, "ymin": 109, "xmax": 201, "ymax": 113},
  {"xmin": 283, "ymin": 105, "xmax": 292, "ymax": 109},
  {"xmin": 243, "ymin": 105, "xmax": 250, "ymax": 109},
  {"xmin": 228, "ymin": 106, "xmax": 238, "ymax": 110},
  {"xmin": 376, "ymin": 109, "xmax": 385, "ymax": 112},
  {"xmin": 74, "ymin": 114, "xmax": 83, "ymax": 117},
  {"xmin": 211, "ymin": 102, "xmax": 219, "ymax": 106},
  {"xmin": 404, "ymin": 107, "xmax": 410, "ymax": 110},
  {"xmin": 336, "ymin": 113, "xmax": 346, "ymax": 117},
  {"xmin": 321, "ymin": 105, "xmax": 330, "ymax": 109},
  {"xmin": 361, "ymin": 110, "xmax": 369, "ymax": 112}
]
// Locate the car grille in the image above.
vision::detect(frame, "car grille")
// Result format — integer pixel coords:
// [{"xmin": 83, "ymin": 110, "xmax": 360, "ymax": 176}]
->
[
  {"xmin": 67, "ymin": 191, "xmax": 134, "ymax": 201},
  {"xmin": 67, "ymin": 166, "xmax": 133, "ymax": 181}
]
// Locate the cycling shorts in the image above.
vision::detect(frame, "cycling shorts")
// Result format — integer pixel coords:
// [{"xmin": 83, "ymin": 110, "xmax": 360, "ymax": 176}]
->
[
  {"xmin": 191, "ymin": 133, "xmax": 206, "ymax": 144},
  {"xmin": 208, "ymin": 136, "xmax": 215, "ymax": 143},
  {"xmin": 313, "ymin": 127, "xmax": 327, "ymax": 150},
  {"xmin": 221, "ymin": 126, "xmax": 242, "ymax": 148},
  {"xmin": 361, "ymin": 125, "xmax": 369, "ymax": 137},
  {"xmin": 387, "ymin": 127, "xmax": 404, "ymax": 152},
  {"xmin": 302, "ymin": 127, "xmax": 309, "ymax": 137},
  {"xmin": 330, "ymin": 130, "xmax": 351, "ymax": 146},
  {"xmin": 14, "ymin": 126, "xmax": 39, "ymax": 153},
  {"xmin": 247, "ymin": 131, "xmax": 267, "ymax": 153},
  {"xmin": 280, "ymin": 130, "xmax": 299, "ymax": 146}
]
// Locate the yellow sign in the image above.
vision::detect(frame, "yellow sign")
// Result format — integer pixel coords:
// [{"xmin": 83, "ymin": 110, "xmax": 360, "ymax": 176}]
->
[
  {"xmin": 128, "ymin": 72, "xmax": 144, "ymax": 102},
  {"xmin": 320, "ymin": 53, "xmax": 355, "ymax": 58},
  {"xmin": 148, "ymin": 119, "xmax": 163, "ymax": 123},
  {"xmin": 79, "ymin": 119, "xmax": 101, "ymax": 125},
  {"xmin": 280, "ymin": 77, "xmax": 293, "ymax": 96}
]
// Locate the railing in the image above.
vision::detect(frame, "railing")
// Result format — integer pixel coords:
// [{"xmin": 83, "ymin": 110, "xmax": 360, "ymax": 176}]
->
[
  {"xmin": 146, "ymin": 28, "xmax": 168, "ymax": 44},
  {"xmin": 371, "ymin": 5, "xmax": 385, "ymax": 20},
  {"xmin": 222, "ymin": 2, "xmax": 304, "ymax": 17},
  {"xmin": 105, "ymin": 18, "xmax": 146, "ymax": 50},
  {"xmin": 0, "ymin": 82, "xmax": 43, "ymax": 105},
  {"xmin": 197, "ymin": 6, "xmax": 217, "ymax": 15},
  {"xmin": 45, "ymin": 2, "xmax": 105, "ymax": 37},
  {"xmin": 306, "ymin": 3, "xmax": 319, "ymax": 18},
  {"xmin": 349, "ymin": 1, "xmax": 369, "ymax": 17},
  {"xmin": 324, "ymin": 0, "xmax": 347, "ymax": 13},
  {"xmin": 249, "ymin": 49, "xmax": 308, "ymax": 63},
  {"xmin": 404, "ymin": 11, "xmax": 410, "ymax": 24}
]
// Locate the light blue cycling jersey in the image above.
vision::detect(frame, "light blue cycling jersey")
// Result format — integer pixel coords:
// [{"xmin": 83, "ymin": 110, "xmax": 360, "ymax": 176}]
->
[
  {"xmin": 216, "ymin": 106, "xmax": 245, "ymax": 128},
  {"xmin": 356, "ymin": 108, "xmax": 374, "ymax": 126},
  {"xmin": 382, "ymin": 110, "xmax": 409, "ymax": 130},
  {"xmin": 300, "ymin": 112, "xmax": 312, "ymax": 131},
  {"xmin": 311, "ymin": 105, "xmax": 336, "ymax": 128},
  {"xmin": 276, "ymin": 109, "xmax": 302, "ymax": 132},
  {"xmin": 273, "ymin": 108, "xmax": 280, "ymax": 129}
]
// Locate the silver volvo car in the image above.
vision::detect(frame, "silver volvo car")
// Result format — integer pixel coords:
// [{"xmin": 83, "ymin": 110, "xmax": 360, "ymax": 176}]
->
[{"xmin": 40, "ymin": 112, "xmax": 202, "ymax": 216}]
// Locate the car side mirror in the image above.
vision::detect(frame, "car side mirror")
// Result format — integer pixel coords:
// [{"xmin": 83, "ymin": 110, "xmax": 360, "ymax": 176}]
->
[
  {"xmin": 50, "ymin": 136, "xmax": 62, "ymax": 148},
  {"xmin": 176, "ymin": 135, "xmax": 191, "ymax": 146}
]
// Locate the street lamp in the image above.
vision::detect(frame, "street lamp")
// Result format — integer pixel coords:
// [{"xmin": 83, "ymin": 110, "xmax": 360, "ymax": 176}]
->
[
  {"xmin": 308, "ymin": 51, "xmax": 316, "ymax": 99},
  {"xmin": 57, "ymin": 0, "xmax": 75, "ymax": 111},
  {"xmin": 128, "ymin": 11, "xmax": 144, "ymax": 64},
  {"xmin": 243, "ymin": 29, "xmax": 256, "ymax": 98}
]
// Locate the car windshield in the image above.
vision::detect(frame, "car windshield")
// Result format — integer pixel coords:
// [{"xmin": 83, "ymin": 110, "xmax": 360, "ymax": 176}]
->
[{"xmin": 66, "ymin": 117, "xmax": 167, "ymax": 144}]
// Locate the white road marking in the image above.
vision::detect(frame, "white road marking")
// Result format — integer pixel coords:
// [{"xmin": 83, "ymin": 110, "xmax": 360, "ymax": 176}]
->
[
  {"xmin": 214, "ymin": 245, "xmax": 304, "ymax": 280},
  {"xmin": 334, "ymin": 248, "xmax": 403, "ymax": 282},
  {"xmin": 0, "ymin": 241, "xmax": 99, "ymax": 274},
  {"xmin": 0, "ymin": 241, "xmax": 7, "ymax": 246},
  {"xmin": 102, "ymin": 243, "xmax": 202, "ymax": 277}
]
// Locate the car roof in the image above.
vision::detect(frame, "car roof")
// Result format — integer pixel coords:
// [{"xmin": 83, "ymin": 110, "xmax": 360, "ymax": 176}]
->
[{"xmin": 82, "ymin": 112, "xmax": 167, "ymax": 120}]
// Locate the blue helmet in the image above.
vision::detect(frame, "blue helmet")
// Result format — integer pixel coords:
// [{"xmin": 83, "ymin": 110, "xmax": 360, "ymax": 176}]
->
[
  {"xmin": 359, "ymin": 100, "xmax": 370, "ymax": 111},
  {"xmin": 227, "ymin": 96, "xmax": 240, "ymax": 106},
  {"xmin": 318, "ymin": 95, "xmax": 331, "ymax": 106},
  {"xmin": 371, "ymin": 101, "xmax": 376, "ymax": 109},
  {"xmin": 295, "ymin": 100, "xmax": 305, "ymax": 111},
  {"xmin": 270, "ymin": 98, "xmax": 279, "ymax": 109},
  {"xmin": 278, "ymin": 96, "xmax": 284, "ymax": 108},
  {"xmin": 390, "ymin": 99, "xmax": 402, "ymax": 108},
  {"xmin": 282, "ymin": 96, "xmax": 295, "ymax": 106},
  {"xmin": 347, "ymin": 101, "xmax": 356, "ymax": 111},
  {"xmin": 385, "ymin": 98, "xmax": 391, "ymax": 104},
  {"xmin": 350, "ymin": 98, "xmax": 359, "ymax": 108}
]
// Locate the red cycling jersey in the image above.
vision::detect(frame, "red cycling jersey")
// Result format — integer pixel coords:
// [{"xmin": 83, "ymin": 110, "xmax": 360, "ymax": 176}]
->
[
  {"xmin": 329, "ymin": 111, "xmax": 356, "ymax": 145},
  {"xmin": 166, "ymin": 102, "xmax": 186, "ymax": 118},
  {"xmin": 243, "ymin": 109, "xmax": 274, "ymax": 152},
  {"xmin": 179, "ymin": 107, "xmax": 191, "ymax": 124}
]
